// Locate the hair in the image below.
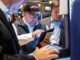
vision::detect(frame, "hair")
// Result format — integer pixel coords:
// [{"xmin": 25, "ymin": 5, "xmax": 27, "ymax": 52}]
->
[
  {"xmin": 23, "ymin": 5, "xmax": 32, "ymax": 13},
  {"xmin": 23, "ymin": 4, "xmax": 39, "ymax": 13},
  {"xmin": 51, "ymin": 2, "xmax": 59, "ymax": 12}
]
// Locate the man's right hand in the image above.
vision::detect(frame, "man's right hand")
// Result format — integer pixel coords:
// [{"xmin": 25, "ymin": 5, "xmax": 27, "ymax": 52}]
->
[
  {"xmin": 33, "ymin": 45, "xmax": 59, "ymax": 60},
  {"xmin": 32, "ymin": 29, "xmax": 44, "ymax": 37}
]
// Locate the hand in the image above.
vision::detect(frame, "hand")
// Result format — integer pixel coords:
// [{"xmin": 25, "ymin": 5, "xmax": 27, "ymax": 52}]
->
[
  {"xmin": 32, "ymin": 29, "xmax": 44, "ymax": 37},
  {"xmin": 33, "ymin": 45, "xmax": 59, "ymax": 60}
]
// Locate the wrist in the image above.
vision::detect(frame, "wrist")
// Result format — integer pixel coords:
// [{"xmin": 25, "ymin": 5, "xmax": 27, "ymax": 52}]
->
[
  {"xmin": 32, "ymin": 54, "xmax": 39, "ymax": 60},
  {"xmin": 32, "ymin": 33, "xmax": 36, "ymax": 38}
]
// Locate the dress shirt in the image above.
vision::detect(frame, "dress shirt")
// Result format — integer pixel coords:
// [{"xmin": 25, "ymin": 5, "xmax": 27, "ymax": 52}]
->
[
  {"xmin": 23, "ymin": 19, "xmax": 40, "ymax": 37},
  {"xmin": 49, "ymin": 17, "xmax": 62, "ymax": 45}
]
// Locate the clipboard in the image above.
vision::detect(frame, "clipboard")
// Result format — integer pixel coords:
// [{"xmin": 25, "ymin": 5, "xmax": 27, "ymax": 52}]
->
[{"xmin": 37, "ymin": 28, "xmax": 54, "ymax": 47}]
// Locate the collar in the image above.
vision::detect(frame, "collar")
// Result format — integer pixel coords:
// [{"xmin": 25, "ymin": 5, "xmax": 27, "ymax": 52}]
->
[
  {"xmin": 50, "ymin": 17, "xmax": 57, "ymax": 23},
  {"xmin": 23, "ymin": 20, "xmax": 31, "ymax": 28},
  {"xmin": 0, "ymin": 1, "xmax": 9, "ymax": 13},
  {"xmin": 23, "ymin": 19, "xmax": 38, "ymax": 28},
  {"xmin": 51, "ymin": 17, "xmax": 53, "ymax": 22},
  {"xmin": 50, "ymin": 17, "xmax": 62, "ymax": 23}
]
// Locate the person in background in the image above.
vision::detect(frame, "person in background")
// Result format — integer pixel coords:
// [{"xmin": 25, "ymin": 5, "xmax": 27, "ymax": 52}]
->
[
  {"xmin": 12, "ymin": 5, "xmax": 47, "ymax": 54},
  {"xmin": 41, "ymin": 3, "xmax": 64, "ymax": 46},
  {"xmin": 0, "ymin": 0, "xmax": 59, "ymax": 60},
  {"xmin": 9, "ymin": 13, "xmax": 21, "ymax": 24}
]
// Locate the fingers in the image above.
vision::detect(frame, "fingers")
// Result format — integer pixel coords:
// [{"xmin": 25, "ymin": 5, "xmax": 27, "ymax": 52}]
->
[
  {"xmin": 33, "ymin": 46, "xmax": 59, "ymax": 60},
  {"xmin": 32, "ymin": 29, "xmax": 44, "ymax": 37},
  {"xmin": 49, "ymin": 47, "xmax": 59, "ymax": 54},
  {"xmin": 41, "ymin": 45, "xmax": 59, "ymax": 54},
  {"xmin": 45, "ymin": 48, "xmax": 58, "ymax": 55},
  {"xmin": 48, "ymin": 54, "xmax": 59, "ymax": 59}
]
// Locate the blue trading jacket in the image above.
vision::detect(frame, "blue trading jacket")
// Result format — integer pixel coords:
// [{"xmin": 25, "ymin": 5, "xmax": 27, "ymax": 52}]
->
[{"xmin": 71, "ymin": 0, "xmax": 80, "ymax": 60}]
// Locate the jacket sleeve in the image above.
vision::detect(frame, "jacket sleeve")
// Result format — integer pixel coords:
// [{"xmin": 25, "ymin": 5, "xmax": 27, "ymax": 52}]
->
[{"xmin": 3, "ymin": 54, "xmax": 36, "ymax": 60}]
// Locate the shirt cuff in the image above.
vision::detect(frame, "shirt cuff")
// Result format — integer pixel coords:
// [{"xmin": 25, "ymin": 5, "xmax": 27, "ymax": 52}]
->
[{"xmin": 17, "ymin": 33, "xmax": 33, "ymax": 40}]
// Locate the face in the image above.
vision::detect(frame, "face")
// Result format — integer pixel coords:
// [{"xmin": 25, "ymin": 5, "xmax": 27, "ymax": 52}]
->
[
  {"xmin": 51, "ymin": 7, "xmax": 60, "ymax": 21},
  {"xmin": 23, "ymin": 13, "xmax": 37, "ymax": 26}
]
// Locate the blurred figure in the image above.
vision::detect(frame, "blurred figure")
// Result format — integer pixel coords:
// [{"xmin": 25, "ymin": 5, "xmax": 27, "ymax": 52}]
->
[
  {"xmin": 0, "ymin": 0, "xmax": 59, "ymax": 60},
  {"xmin": 10, "ymin": 13, "xmax": 21, "ymax": 23},
  {"xmin": 13, "ymin": 5, "xmax": 47, "ymax": 54},
  {"xmin": 49, "ymin": 3, "xmax": 64, "ymax": 46},
  {"xmin": 41, "ymin": 3, "xmax": 64, "ymax": 46}
]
